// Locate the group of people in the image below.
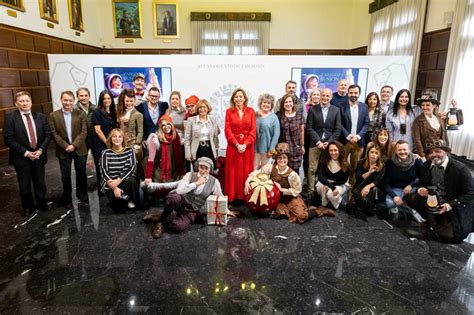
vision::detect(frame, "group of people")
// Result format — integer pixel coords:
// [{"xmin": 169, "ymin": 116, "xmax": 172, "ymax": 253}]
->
[{"xmin": 3, "ymin": 76, "xmax": 474, "ymax": 243}]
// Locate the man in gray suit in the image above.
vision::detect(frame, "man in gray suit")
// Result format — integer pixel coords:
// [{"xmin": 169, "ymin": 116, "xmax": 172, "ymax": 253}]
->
[{"xmin": 305, "ymin": 88, "xmax": 342, "ymax": 196}]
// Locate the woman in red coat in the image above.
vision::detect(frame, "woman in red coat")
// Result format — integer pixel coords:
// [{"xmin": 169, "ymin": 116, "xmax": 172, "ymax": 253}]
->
[{"xmin": 224, "ymin": 88, "xmax": 256, "ymax": 204}]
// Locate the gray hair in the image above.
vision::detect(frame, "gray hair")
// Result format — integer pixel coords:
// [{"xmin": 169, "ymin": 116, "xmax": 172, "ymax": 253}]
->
[{"xmin": 257, "ymin": 93, "xmax": 275, "ymax": 110}]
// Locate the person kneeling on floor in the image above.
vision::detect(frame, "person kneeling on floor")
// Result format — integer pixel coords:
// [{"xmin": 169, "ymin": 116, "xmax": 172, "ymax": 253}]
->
[
  {"xmin": 245, "ymin": 143, "xmax": 335, "ymax": 222},
  {"xmin": 143, "ymin": 157, "xmax": 225, "ymax": 238},
  {"xmin": 406, "ymin": 140, "xmax": 474, "ymax": 243}
]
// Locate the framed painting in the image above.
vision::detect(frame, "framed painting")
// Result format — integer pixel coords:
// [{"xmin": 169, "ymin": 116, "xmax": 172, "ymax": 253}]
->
[
  {"xmin": 0, "ymin": 0, "xmax": 25, "ymax": 11},
  {"xmin": 68, "ymin": 0, "xmax": 84, "ymax": 32},
  {"xmin": 39, "ymin": 0, "xmax": 58, "ymax": 23},
  {"xmin": 113, "ymin": 0, "xmax": 142, "ymax": 38},
  {"xmin": 153, "ymin": 2, "xmax": 179, "ymax": 38}
]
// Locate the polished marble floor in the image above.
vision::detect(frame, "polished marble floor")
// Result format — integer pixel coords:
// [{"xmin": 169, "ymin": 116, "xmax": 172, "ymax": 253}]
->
[{"xmin": 0, "ymin": 150, "xmax": 473, "ymax": 314}]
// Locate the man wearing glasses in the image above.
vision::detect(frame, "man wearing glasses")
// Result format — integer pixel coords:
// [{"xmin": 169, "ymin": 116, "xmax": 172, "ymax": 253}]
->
[{"xmin": 136, "ymin": 87, "xmax": 169, "ymax": 141}]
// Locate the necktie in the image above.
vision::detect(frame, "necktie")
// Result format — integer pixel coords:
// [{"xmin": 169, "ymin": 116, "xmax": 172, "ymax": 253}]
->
[{"xmin": 24, "ymin": 113, "xmax": 37, "ymax": 148}]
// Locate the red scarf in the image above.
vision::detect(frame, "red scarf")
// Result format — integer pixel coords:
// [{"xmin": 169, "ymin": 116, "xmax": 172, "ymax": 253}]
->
[{"xmin": 160, "ymin": 133, "xmax": 174, "ymax": 181}]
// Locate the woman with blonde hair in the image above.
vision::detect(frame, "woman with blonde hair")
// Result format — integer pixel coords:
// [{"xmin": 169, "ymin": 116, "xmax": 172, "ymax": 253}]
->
[
  {"xmin": 167, "ymin": 91, "xmax": 186, "ymax": 142},
  {"xmin": 144, "ymin": 115, "xmax": 184, "ymax": 187},
  {"xmin": 99, "ymin": 128, "xmax": 140, "ymax": 212},
  {"xmin": 254, "ymin": 93, "xmax": 280, "ymax": 169},
  {"xmin": 184, "ymin": 99, "xmax": 219, "ymax": 168}
]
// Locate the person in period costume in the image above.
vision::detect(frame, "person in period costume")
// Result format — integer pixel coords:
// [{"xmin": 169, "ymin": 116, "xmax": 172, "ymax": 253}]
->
[
  {"xmin": 407, "ymin": 140, "xmax": 474, "ymax": 243},
  {"xmin": 245, "ymin": 143, "xmax": 334, "ymax": 222},
  {"xmin": 412, "ymin": 94, "xmax": 448, "ymax": 159},
  {"xmin": 143, "ymin": 115, "xmax": 184, "ymax": 195},
  {"xmin": 143, "ymin": 157, "xmax": 224, "ymax": 238}
]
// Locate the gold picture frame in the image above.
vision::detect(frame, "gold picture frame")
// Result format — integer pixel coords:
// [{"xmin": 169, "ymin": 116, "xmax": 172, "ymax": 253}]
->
[
  {"xmin": 0, "ymin": 0, "xmax": 25, "ymax": 11},
  {"xmin": 39, "ymin": 0, "xmax": 58, "ymax": 23},
  {"xmin": 68, "ymin": 0, "xmax": 84, "ymax": 32},
  {"xmin": 153, "ymin": 1, "xmax": 179, "ymax": 38},
  {"xmin": 112, "ymin": 0, "xmax": 142, "ymax": 38}
]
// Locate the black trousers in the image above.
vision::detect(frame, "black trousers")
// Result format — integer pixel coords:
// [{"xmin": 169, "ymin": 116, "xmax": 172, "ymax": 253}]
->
[
  {"xmin": 58, "ymin": 152, "xmax": 87, "ymax": 198},
  {"xmin": 162, "ymin": 191, "xmax": 199, "ymax": 233},
  {"xmin": 407, "ymin": 193, "xmax": 474, "ymax": 243},
  {"xmin": 194, "ymin": 141, "xmax": 215, "ymax": 170},
  {"xmin": 106, "ymin": 177, "xmax": 140, "ymax": 213},
  {"xmin": 14, "ymin": 158, "xmax": 47, "ymax": 211}
]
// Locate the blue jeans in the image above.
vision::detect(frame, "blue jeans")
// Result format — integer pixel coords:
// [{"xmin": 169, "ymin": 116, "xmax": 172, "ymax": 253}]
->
[{"xmin": 384, "ymin": 188, "xmax": 416, "ymax": 209}]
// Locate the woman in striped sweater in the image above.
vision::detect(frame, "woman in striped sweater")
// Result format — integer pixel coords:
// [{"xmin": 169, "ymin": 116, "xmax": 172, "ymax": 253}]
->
[{"xmin": 100, "ymin": 128, "xmax": 140, "ymax": 213}]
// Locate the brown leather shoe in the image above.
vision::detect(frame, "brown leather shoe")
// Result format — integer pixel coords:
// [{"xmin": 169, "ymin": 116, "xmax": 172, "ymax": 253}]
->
[
  {"xmin": 318, "ymin": 206, "xmax": 336, "ymax": 217},
  {"xmin": 143, "ymin": 212, "xmax": 162, "ymax": 223},
  {"xmin": 152, "ymin": 223, "xmax": 165, "ymax": 239}
]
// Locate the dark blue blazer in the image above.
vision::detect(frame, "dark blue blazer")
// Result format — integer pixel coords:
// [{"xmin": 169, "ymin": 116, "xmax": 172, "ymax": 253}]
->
[
  {"xmin": 338, "ymin": 100, "xmax": 369, "ymax": 147},
  {"xmin": 136, "ymin": 101, "xmax": 169, "ymax": 140}
]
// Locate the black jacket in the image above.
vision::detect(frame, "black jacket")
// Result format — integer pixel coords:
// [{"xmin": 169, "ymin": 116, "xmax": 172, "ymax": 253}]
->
[
  {"xmin": 305, "ymin": 105, "xmax": 341, "ymax": 147},
  {"xmin": 3, "ymin": 110, "xmax": 51, "ymax": 165}
]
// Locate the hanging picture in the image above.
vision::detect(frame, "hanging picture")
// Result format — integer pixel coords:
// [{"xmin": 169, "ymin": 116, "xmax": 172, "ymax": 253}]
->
[
  {"xmin": 39, "ymin": 0, "xmax": 58, "ymax": 23},
  {"xmin": 0, "ymin": 0, "xmax": 25, "ymax": 11},
  {"xmin": 68, "ymin": 0, "xmax": 84, "ymax": 32},
  {"xmin": 113, "ymin": 0, "xmax": 142, "ymax": 38},
  {"xmin": 153, "ymin": 2, "xmax": 179, "ymax": 38}
]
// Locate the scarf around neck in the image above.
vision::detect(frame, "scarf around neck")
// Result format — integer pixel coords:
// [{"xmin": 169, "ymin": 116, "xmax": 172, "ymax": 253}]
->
[
  {"xmin": 160, "ymin": 133, "xmax": 174, "ymax": 181},
  {"xmin": 391, "ymin": 152, "xmax": 415, "ymax": 171}
]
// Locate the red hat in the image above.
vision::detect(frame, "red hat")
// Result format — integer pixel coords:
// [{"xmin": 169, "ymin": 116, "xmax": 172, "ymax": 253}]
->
[
  {"xmin": 158, "ymin": 114, "xmax": 173, "ymax": 125},
  {"xmin": 185, "ymin": 95, "xmax": 199, "ymax": 106}
]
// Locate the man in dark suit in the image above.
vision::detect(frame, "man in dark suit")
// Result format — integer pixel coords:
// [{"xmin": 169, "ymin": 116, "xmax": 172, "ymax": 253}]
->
[
  {"xmin": 3, "ymin": 91, "xmax": 52, "ymax": 217},
  {"xmin": 305, "ymin": 88, "xmax": 342, "ymax": 195},
  {"xmin": 162, "ymin": 10, "xmax": 175, "ymax": 35},
  {"xmin": 49, "ymin": 91, "xmax": 88, "ymax": 206},
  {"xmin": 407, "ymin": 140, "xmax": 474, "ymax": 243},
  {"xmin": 338, "ymin": 84, "xmax": 369, "ymax": 185},
  {"xmin": 136, "ymin": 86, "xmax": 168, "ymax": 141}
]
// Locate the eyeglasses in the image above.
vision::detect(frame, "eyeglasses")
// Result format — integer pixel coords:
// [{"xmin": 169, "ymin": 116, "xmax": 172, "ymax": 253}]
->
[
  {"xmin": 149, "ymin": 94, "xmax": 159, "ymax": 99},
  {"xmin": 426, "ymin": 140, "xmax": 446, "ymax": 149},
  {"xmin": 186, "ymin": 104, "xmax": 196, "ymax": 108}
]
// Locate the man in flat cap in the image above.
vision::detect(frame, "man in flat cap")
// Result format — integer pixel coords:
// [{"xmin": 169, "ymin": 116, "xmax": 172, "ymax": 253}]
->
[{"xmin": 142, "ymin": 157, "xmax": 224, "ymax": 238}]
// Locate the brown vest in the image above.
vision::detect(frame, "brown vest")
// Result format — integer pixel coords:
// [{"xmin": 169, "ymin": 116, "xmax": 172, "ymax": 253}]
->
[{"xmin": 270, "ymin": 165, "xmax": 294, "ymax": 203}]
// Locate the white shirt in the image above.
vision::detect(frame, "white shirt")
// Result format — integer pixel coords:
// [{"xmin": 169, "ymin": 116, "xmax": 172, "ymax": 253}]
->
[
  {"xmin": 425, "ymin": 114, "xmax": 440, "ymax": 131},
  {"xmin": 20, "ymin": 111, "xmax": 38, "ymax": 156},
  {"xmin": 175, "ymin": 172, "xmax": 222, "ymax": 196},
  {"xmin": 348, "ymin": 102, "xmax": 359, "ymax": 140}
]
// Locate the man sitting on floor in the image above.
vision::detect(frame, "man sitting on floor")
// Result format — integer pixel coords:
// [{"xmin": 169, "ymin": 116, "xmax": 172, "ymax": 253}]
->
[
  {"xmin": 142, "ymin": 157, "xmax": 225, "ymax": 239},
  {"xmin": 407, "ymin": 140, "xmax": 474, "ymax": 243}
]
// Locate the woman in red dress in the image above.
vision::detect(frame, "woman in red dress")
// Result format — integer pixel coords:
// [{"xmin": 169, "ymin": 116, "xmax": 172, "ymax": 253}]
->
[{"xmin": 224, "ymin": 88, "xmax": 256, "ymax": 204}]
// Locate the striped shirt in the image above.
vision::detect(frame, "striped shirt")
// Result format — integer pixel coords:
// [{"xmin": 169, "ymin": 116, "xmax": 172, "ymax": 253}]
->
[{"xmin": 99, "ymin": 147, "xmax": 137, "ymax": 191}]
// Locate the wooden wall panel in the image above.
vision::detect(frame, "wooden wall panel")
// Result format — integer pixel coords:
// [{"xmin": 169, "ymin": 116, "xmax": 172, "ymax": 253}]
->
[
  {"xmin": 28, "ymin": 53, "xmax": 46, "ymax": 69},
  {"xmin": 16, "ymin": 33, "xmax": 35, "ymax": 51},
  {"xmin": 415, "ymin": 28, "xmax": 451, "ymax": 100},
  {"xmin": 8, "ymin": 50, "xmax": 28, "ymax": 68},
  {"xmin": 0, "ymin": 49, "xmax": 9, "ymax": 67},
  {"xmin": 0, "ymin": 90, "xmax": 13, "ymax": 108},
  {"xmin": 0, "ymin": 70, "xmax": 21, "ymax": 87},
  {"xmin": 20, "ymin": 71, "xmax": 39, "ymax": 87}
]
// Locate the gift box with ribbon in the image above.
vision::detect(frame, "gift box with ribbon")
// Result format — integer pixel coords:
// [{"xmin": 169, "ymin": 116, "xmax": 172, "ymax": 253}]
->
[{"xmin": 206, "ymin": 195, "xmax": 228, "ymax": 226}]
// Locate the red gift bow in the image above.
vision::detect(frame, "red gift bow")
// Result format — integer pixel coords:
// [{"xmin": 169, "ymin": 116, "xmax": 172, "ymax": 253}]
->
[{"xmin": 209, "ymin": 195, "xmax": 225, "ymax": 225}]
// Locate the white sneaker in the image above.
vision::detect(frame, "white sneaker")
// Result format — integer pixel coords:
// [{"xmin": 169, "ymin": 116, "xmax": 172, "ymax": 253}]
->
[{"xmin": 128, "ymin": 201, "xmax": 135, "ymax": 209}]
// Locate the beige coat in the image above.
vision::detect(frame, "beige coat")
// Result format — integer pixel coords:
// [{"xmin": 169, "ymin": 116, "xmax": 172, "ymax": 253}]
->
[{"xmin": 184, "ymin": 115, "xmax": 219, "ymax": 160}]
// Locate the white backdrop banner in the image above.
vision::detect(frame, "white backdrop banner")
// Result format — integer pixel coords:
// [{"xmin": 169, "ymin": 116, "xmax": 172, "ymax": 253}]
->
[{"xmin": 48, "ymin": 54, "xmax": 412, "ymax": 149}]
